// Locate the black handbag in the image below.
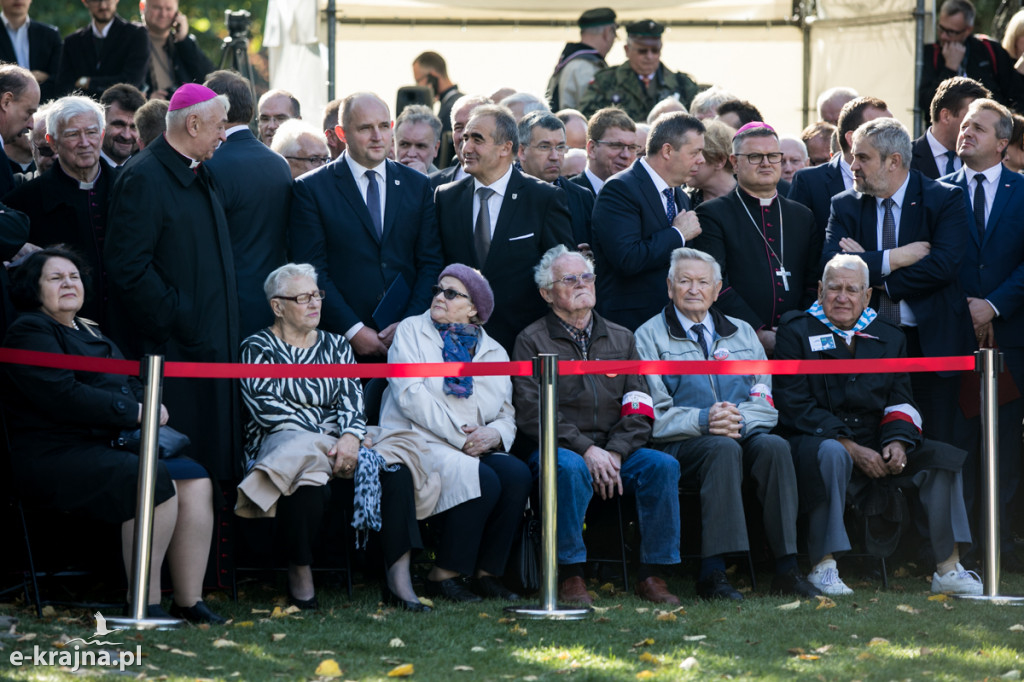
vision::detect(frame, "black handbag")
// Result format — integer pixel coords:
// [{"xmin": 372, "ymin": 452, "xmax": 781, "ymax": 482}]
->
[
  {"xmin": 114, "ymin": 426, "xmax": 191, "ymax": 459},
  {"xmin": 505, "ymin": 506, "xmax": 541, "ymax": 594}
]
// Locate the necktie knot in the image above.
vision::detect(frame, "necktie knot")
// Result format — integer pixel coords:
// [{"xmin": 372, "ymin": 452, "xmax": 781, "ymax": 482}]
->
[
  {"xmin": 477, "ymin": 187, "xmax": 495, "ymax": 201},
  {"xmin": 882, "ymin": 197, "xmax": 894, "ymax": 212},
  {"xmin": 691, "ymin": 323, "xmax": 709, "ymax": 359},
  {"xmin": 364, "ymin": 169, "xmax": 382, "ymax": 237}
]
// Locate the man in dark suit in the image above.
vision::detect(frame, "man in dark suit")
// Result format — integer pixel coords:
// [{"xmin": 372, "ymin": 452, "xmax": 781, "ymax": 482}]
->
[
  {"xmin": 290, "ymin": 92, "xmax": 442, "ymax": 357},
  {"xmin": 944, "ymin": 98, "xmax": 1024, "ymax": 563},
  {"xmin": 434, "ymin": 103, "xmax": 572, "ymax": 350},
  {"xmin": 591, "ymin": 111, "xmax": 703, "ymax": 331},
  {"xmin": 912, "ymin": 76, "xmax": 990, "ymax": 180},
  {"xmin": 918, "ymin": 0, "xmax": 1024, "ymax": 127},
  {"xmin": 0, "ymin": 0, "xmax": 62, "ymax": 102},
  {"xmin": 570, "ymin": 106, "xmax": 636, "ymax": 196},
  {"xmin": 0, "ymin": 64, "xmax": 39, "ymax": 198},
  {"xmin": 789, "ymin": 96, "xmax": 891, "ymax": 236},
  {"xmin": 823, "ymin": 117, "xmax": 974, "ymax": 447},
  {"xmin": 205, "ymin": 70, "xmax": 292, "ymax": 339},
  {"xmin": 693, "ymin": 122, "xmax": 821, "ymax": 357},
  {"xmin": 55, "ymin": 0, "xmax": 149, "ymax": 99},
  {"xmin": 516, "ymin": 110, "xmax": 595, "ymax": 252},
  {"xmin": 428, "ymin": 93, "xmax": 489, "ymax": 190}
]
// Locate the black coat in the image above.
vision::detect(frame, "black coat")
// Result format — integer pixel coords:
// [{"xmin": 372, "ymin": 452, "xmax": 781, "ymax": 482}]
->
[
  {"xmin": 910, "ymin": 134, "xmax": 943, "ymax": 180},
  {"xmin": 105, "ymin": 134, "xmax": 241, "ymax": 479},
  {"xmin": 693, "ymin": 188, "xmax": 821, "ymax": 331},
  {"xmin": 55, "ymin": 15, "xmax": 149, "ymax": 98},
  {"xmin": 144, "ymin": 33, "xmax": 214, "ymax": 96},
  {"xmin": 1, "ymin": 312, "xmax": 175, "ymax": 523},
  {"xmin": 0, "ymin": 19, "xmax": 61, "ymax": 102},
  {"xmin": 5, "ymin": 160, "xmax": 119, "ymax": 326},
  {"xmin": 919, "ymin": 35, "xmax": 1024, "ymax": 126},
  {"xmin": 556, "ymin": 174, "xmax": 595, "ymax": 248},
  {"xmin": 206, "ymin": 128, "xmax": 292, "ymax": 338},
  {"xmin": 434, "ymin": 166, "xmax": 573, "ymax": 350},
  {"xmin": 787, "ymin": 153, "xmax": 845, "ymax": 237},
  {"xmin": 0, "ymin": 200, "xmax": 30, "ymax": 338}
]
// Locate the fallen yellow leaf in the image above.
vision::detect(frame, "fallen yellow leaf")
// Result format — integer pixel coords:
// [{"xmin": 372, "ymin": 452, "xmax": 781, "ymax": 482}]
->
[
  {"xmin": 682, "ymin": 635, "xmax": 706, "ymax": 641},
  {"xmin": 815, "ymin": 596, "xmax": 836, "ymax": 609},
  {"xmin": 471, "ymin": 646, "xmax": 486, "ymax": 652},
  {"xmin": 41, "ymin": 606, "xmax": 56, "ymax": 618},
  {"xmin": 510, "ymin": 624, "xmax": 528, "ymax": 636},
  {"xmin": 271, "ymin": 633, "xmax": 286, "ymax": 642},
  {"xmin": 478, "ymin": 613, "xmax": 490, "ymax": 619},
  {"xmin": 777, "ymin": 600, "xmax": 801, "ymax": 611},
  {"xmin": 632, "ymin": 638, "xmax": 655, "ymax": 648},
  {"xmin": 314, "ymin": 659, "xmax": 342, "ymax": 677},
  {"xmin": 270, "ymin": 606, "xmax": 288, "ymax": 618},
  {"xmin": 169, "ymin": 648, "xmax": 197, "ymax": 657},
  {"xmin": 680, "ymin": 656, "xmax": 698, "ymax": 670},
  {"xmin": 389, "ymin": 638, "xmax": 405, "ymax": 648},
  {"xmin": 212, "ymin": 638, "xmax": 238, "ymax": 648},
  {"xmin": 635, "ymin": 608, "xmax": 649, "ymax": 614},
  {"xmin": 419, "ymin": 598, "xmax": 434, "ymax": 608},
  {"xmin": 868, "ymin": 637, "xmax": 889, "ymax": 646},
  {"xmin": 497, "ymin": 617, "xmax": 515, "ymax": 624},
  {"xmin": 928, "ymin": 594, "xmax": 949, "ymax": 602},
  {"xmin": 600, "ymin": 582, "xmax": 616, "ymax": 593},
  {"xmin": 636, "ymin": 671, "xmax": 655, "ymax": 680},
  {"xmin": 233, "ymin": 621, "xmax": 254, "ymax": 627},
  {"xmin": 857, "ymin": 652, "xmax": 874, "ymax": 660},
  {"xmin": 655, "ymin": 612, "xmax": 677, "ymax": 622},
  {"xmin": 896, "ymin": 604, "xmax": 921, "ymax": 615},
  {"xmin": 387, "ymin": 663, "xmax": 414, "ymax": 677},
  {"xmin": 638, "ymin": 652, "xmax": 659, "ymax": 663},
  {"xmin": 1010, "ymin": 624, "xmax": 1024, "ymax": 632},
  {"xmin": 797, "ymin": 654, "xmax": 820, "ymax": 660},
  {"xmin": 453, "ymin": 665, "xmax": 473, "ymax": 671}
]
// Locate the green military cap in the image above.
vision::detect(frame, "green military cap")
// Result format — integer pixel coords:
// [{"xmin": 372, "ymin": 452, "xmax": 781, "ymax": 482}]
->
[
  {"xmin": 625, "ymin": 19, "xmax": 664, "ymax": 37},
  {"xmin": 578, "ymin": 8, "xmax": 617, "ymax": 29}
]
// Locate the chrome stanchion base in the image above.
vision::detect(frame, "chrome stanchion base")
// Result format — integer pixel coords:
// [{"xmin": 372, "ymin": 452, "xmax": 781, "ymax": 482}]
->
[
  {"xmin": 504, "ymin": 604, "xmax": 592, "ymax": 620},
  {"xmin": 103, "ymin": 616, "xmax": 185, "ymax": 630},
  {"xmin": 955, "ymin": 594, "xmax": 1024, "ymax": 605}
]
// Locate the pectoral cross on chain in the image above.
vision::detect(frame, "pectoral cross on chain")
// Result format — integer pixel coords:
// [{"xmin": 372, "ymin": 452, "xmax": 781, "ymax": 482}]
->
[{"xmin": 776, "ymin": 267, "xmax": 791, "ymax": 292}]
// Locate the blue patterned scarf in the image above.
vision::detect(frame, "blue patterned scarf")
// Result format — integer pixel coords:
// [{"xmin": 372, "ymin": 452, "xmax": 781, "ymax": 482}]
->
[
  {"xmin": 351, "ymin": 445, "xmax": 399, "ymax": 549},
  {"xmin": 434, "ymin": 322, "xmax": 479, "ymax": 398},
  {"xmin": 807, "ymin": 300, "xmax": 878, "ymax": 344}
]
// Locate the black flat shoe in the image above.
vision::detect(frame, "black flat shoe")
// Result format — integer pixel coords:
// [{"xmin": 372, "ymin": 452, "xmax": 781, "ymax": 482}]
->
[
  {"xmin": 472, "ymin": 575, "xmax": 521, "ymax": 601},
  {"xmin": 287, "ymin": 591, "xmax": 319, "ymax": 611},
  {"xmin": 696, "ymin": 570, "xmax": 744, "ymax": 601},
  {"xmin": 423, "ymin": 577, "xmax": 482, "ymax": 603},
  {"xmin": 169, "ymin": 600, "xmax": 226, "ymax": 624},
  {"xmin": 381, "ymin": 586, "xmax": 432, "ymax": 612},
  {"xmin": 771, "ymin": 568, "xmax": 822, "ymax": 599}
]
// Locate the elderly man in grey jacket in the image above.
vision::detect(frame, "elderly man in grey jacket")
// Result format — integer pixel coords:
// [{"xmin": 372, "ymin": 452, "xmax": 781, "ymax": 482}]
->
[{"xmin": 635, "ymin": 247, "xmax": 819, "ymax": 602}]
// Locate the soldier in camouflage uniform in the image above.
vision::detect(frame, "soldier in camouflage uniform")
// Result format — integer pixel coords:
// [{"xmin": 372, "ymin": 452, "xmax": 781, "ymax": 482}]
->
[{"xmin": 579, "ymin": 19, "xmax": 700, "ymax": 124}]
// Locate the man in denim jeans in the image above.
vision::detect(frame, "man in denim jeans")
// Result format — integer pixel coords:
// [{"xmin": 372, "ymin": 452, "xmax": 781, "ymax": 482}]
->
[{"xmin": 512, "ymin": 245, "xmax": 681, "ymax": 605}]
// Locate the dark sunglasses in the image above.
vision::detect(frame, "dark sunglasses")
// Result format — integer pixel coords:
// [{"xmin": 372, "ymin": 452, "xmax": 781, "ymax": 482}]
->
[{"xmin": 432, "ymin": 285, "xmax": 470, "ymax": 301}]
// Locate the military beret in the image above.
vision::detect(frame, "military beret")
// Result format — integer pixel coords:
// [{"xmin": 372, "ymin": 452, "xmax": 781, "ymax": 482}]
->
[
  {"xmin": 625, "ymin": 19, "xmax": 664, "ymax": 37},
  {"xmin": 578, "ymin": 8, "xmax": 617, "ymax": 29}
]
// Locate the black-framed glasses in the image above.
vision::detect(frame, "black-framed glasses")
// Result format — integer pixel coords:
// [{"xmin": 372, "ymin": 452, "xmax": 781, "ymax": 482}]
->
[
  {"xmin": 286, "ymin": 155, "xmax": 330, "ymax": 166},
  {"xmin": 273, "ymin": 290, "xmax": 325, "ymax": 304},
  {"xmin": 736, "ymin": 152, "xmax": 783, "ymax": 165},
  {"xmin": 529, "ymin": 143, "xmax": 569, "ymax": 154},
  {"xmin": 431, "ymin": 285, "xmax": 471, "ymax": 301},
  {"xmin": 554, "ymin": 272, "xmax": 596, "ymax": 287},
  {"xmin": 937, "ymin": 23, "xmax": 968, "ymax": 37},
  {"xmin": 595, "ymin": 140, "xmax": 640, "ymax": 154}
]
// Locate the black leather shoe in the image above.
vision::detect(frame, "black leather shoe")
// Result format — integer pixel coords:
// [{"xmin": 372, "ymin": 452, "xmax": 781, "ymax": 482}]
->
[
  {"xmin": 472, "ymin": 575, "xmax": 520, "ymax": 601},
  {"xmin": 423, "ymin": 577, "xmax": 483, "ymax": 603},
  {"xmin": 287, "ymin": 591, "xmax": 319, "ymax": 611},
  {"xmin": 771, "ymin": 568, "xmax": 822, "ymax": 598},
  {"xmin": 381, "ymin": 586, "xmax": 432, "ymax": 612},
  {"xmin": 169, "ymin": 600, "xmax": 226, "ymax": 624},
  {"xmin": 696, "ymin": 570, "xmax": 743, "ymax": 601}
]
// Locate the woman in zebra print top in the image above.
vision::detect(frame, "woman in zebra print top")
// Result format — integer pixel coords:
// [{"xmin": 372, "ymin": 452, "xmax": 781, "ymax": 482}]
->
[{"xmin": 238, "ymin": 264, "xmax": 428, "ymax": 612}]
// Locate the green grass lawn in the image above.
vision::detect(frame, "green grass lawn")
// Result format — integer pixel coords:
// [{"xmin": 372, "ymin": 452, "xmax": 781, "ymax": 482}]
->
[{"xmin": 3, "ymin": 567, "xmax": 1024, "ymax": 681}]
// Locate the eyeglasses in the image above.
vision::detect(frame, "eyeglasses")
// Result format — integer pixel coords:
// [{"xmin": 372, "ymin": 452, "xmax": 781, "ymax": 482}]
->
[
  {"xmin": 273, "ymin": 290, "xmax": 325, "ymax": 304},
  {"xmin": 432, "ymin": 285, "xmax": 471, "ymax": 301},
  {"xmin": 595, "ymin": 140, "xmax": 640, "ymax": 154},
  {"xmin": 529, "ymin": 143, "xmax": 569, "ymax": 154},
  {"xmin": 736, "ymin": 152, "xmax": 784, "ymax": 165},
  {"xmin": 286, "ymin": 155, "xmax": 330, "ymax": 166},
  {"xmin": 937, "ymin": 23, "xmax": 968, "ymax": 38},
  {"xmin": 553, "ymin": 272, "xmax": 596, "ymax": 287}
]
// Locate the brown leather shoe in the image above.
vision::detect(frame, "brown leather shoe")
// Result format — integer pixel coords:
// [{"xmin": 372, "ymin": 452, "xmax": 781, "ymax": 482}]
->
[
  {"xmin": 558, "ymin": 575, "xmax": 594, "ymax": 604},
  {"xmin": 635, "ymin": 576, "xmax": 680, "ymax": 605}
]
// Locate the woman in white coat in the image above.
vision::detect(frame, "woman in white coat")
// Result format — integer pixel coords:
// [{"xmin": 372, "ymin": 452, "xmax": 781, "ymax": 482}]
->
[{"xmin": 380, "ymin": 264, "xmax": 531, "ymax": 603}]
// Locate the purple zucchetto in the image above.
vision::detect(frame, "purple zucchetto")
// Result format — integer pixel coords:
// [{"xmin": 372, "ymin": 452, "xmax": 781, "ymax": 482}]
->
[
  {"xmin": 168, "ymin": 83, "xmax": 219, "ymax": 112},
  {"xmin": 733, "ymin": 121, "xmax": 776, "ymax": 138}
]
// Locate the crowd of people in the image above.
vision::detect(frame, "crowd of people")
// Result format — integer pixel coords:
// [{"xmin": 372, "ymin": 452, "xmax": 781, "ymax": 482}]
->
[{"xmin": 3, "ymin": 0, "xmax": 1024, "ymax": 619}]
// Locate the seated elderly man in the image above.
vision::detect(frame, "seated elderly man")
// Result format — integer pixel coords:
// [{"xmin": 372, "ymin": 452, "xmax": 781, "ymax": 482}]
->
[
  {"xmin": 512, "ymin": 245, "xmax": 681, "ymax": 605},
  {"xmin": 635, "ymin": 247, "xmax": 819, "ymax": 601},
  {"xmin": 775, "ymin": 254, "xmax": 981, "ymax": 596},
  {"xmin": 270, "ymin": 119, "xmax": 331, "ymax": 180}
]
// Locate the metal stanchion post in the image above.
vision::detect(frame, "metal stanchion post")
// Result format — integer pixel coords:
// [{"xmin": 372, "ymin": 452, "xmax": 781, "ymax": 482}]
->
[
  {"xmin": 507, "ymin": 354, "xmax": 590, "ymax": 620},
  {"xmin": 959, "ymin": 348, "xmax": 1023, "ymax": 604},
  {"xmin": 106, "ymin": 355, "xmax": 183, "ymax": 629}
]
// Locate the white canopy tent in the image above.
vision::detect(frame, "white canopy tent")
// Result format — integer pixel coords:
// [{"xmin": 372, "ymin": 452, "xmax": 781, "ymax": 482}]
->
[{"xmin": 269, "ymin": 0, "xmax": 936, "ymax": 135}]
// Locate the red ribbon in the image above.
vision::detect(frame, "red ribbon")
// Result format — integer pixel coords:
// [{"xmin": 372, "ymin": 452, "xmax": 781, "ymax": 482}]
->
[{"xmin": 0, "ymin": 348, "xmax": 976, "ymax": 379}]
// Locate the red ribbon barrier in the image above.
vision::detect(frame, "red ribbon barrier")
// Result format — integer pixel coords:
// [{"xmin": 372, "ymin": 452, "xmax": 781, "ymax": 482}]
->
[{"xmin": 0, "ymin": 347, "xmax": 976, "ymax": 378}]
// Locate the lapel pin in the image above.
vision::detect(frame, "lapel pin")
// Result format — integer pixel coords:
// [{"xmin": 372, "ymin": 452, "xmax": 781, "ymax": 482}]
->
[
  {"xmin": 395, "ymin": 179, "xmax": 400, "ymax": 186},
  {"xmin": 511, "ymin": 193, "xmax": 518, "ymax": 200},
  {"xmin": 910, "ymin": 202, "xmax": 917, "ymax": 206}
]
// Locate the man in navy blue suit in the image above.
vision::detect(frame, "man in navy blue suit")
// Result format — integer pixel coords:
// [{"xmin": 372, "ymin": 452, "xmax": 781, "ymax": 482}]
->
[
  {"xmin": 591, "ymin": 111, "xmax": 704, "ymax": 331},
  {"xmin": 789, "ymin": 96, "xmax": 890, "ymax": 236},
  {"xmin": 943, "ymin": 98, "xmax": 1024, "ymax": 563},
  {"xmin": 823, "ymin": 117, "xmax": 974, "ymax": 446},
  {"xmin": 205, "ymin": 70, "xmax": 292, "ymax": 339},
  {"xmin": 434, "ymin": 103, "xmax": 572, "ymax": 351},
  {"xmin": 290, "ymin": 92, "xmax": 443, "ymax": 358}
]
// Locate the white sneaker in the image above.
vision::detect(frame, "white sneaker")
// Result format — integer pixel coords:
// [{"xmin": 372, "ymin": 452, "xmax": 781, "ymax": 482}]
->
[
  {"xmin": 807, "ymin": 559, "xmax": 854, "ymax": 596},
  {"xmin": 931, "ymin": 563, "xmax": 983, "ymax": 595}
]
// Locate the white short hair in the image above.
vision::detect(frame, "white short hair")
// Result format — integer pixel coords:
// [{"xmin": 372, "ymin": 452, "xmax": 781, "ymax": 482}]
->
[
  {"xmin": 270, "ymin": 119, "xmax": 328, "ymax": 157},
  {"xmin": 822, "ymin": 254, "xmax": 869, "ymax": 288},
  {"xmin": 165, "ymin": 94, "xmax": 230, "ymax": 131},
  {"xmin": 264, "ymin": 263, "xmax": 318, "ymax": 301}
]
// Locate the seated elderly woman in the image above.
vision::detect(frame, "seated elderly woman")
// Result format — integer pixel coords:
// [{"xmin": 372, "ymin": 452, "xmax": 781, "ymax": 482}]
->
[
  {"xmin": 238, "ymin": 263, "xmax": 436, "ymax": 611},
  {"xmin": 379, "ymin": 264, "xmax": 532, "ymax": 602},
  {"xmin": 1, "ymin": 246, "xmax": 223, "ymax": 623}
]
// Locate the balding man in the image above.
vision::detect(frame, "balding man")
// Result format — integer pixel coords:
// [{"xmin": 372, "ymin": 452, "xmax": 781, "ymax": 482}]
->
[
  {"xmin": 816, "ymin": 86, "xmax": 858, "ymax": 125},
  {"xmin": 258, "ymin": 89, "xmax": 300, "ymax": 145},
  {"xmin": 779, "ymin": 136, "xmax": 808, "ymax": 182},
  {"xmin": 105, "ymin": 83, "xmax": 241, "ymax": 479},
  {"xmin": 556, "ymin": 109, "xmax": 588, "ymax": 149},
  {"xmin": 290, "ymin": 92, "xmax": 442, "ymax": 358}
]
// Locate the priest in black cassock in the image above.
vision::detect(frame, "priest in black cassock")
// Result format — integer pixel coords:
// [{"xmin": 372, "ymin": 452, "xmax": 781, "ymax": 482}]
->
[{"xmin": 693, "ymin": 122, "xmax": 821, "ymax": 356}]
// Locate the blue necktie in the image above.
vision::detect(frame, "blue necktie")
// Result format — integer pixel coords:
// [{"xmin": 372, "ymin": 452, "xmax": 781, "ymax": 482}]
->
[
  {"xmin": 944, "ymin": 150, "xmax": 956, "ymax": 176},
  {"xmin": 663, "ymin": 188, "xmax": 677, "ymax": 226},
  {"xmin": 692, "ymin": 323, "xmax": 709, "ymax": 359},
  {"xmin": 974, "ymin": 174, "xmax": 986, "ymax": 239},
  {"xmin": 365, "ymin": 170, "xmax": 382, "ymax": 238}
]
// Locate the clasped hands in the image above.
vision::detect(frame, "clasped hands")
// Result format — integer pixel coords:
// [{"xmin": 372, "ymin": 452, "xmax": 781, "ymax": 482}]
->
[{"xmin": 839, "ymin": 437, "xmax": 908, "ymax": 479}]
